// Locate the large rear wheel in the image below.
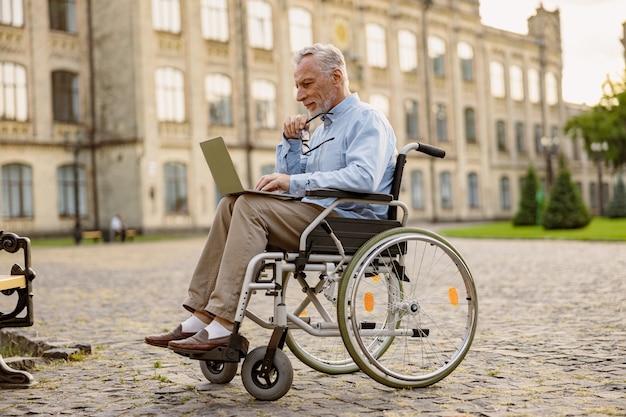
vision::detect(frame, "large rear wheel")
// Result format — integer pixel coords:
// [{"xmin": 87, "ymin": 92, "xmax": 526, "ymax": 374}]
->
[{"xmin": 337, "ymin": 228, "xmax": 478, "ymax": 388}]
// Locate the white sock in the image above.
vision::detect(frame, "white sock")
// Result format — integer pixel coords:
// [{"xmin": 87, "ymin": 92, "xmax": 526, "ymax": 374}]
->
[
  {"xmin": 181, "ymin": 315, "xmax": 207, "ymax": 333},
  {"xmin": 205, "ymin": 320, "xmax": 232, "ymax": 339}
]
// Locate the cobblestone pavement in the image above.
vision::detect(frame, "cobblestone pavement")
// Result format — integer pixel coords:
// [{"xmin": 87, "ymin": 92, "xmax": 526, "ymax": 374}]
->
[{"xmin": 1, "ymin": 232, "xmax": 624, "ymax": 416}]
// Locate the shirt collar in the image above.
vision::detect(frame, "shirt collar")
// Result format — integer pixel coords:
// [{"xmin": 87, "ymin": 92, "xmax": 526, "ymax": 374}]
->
[{"xmin": 323, "ymin": 93, "xmax": 359, "ymax": 127}]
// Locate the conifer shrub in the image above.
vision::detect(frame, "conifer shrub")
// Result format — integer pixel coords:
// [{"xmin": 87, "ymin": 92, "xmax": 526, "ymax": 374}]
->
[
  {"xmin": 606, "ymin": 175, "xmax": 626, "ymax": 218},
  {"xmin": 513, "ymin": 165, "xmax": 541, "ymax": 226},
  {"xmin": 542, "ymin": 155, "xmax": 591, "ymax": 229}
]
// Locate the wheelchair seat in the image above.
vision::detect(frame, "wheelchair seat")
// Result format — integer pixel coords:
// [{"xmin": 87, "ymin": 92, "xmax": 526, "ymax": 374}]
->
[{"xmin": 303, "ymin": 144, "xmax": 410, "ymax": 256}]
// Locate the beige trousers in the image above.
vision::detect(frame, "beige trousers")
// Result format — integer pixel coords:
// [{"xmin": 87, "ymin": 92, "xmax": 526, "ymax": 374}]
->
[{"xmin": 183, "ymin": 194, "xmax": 332, "ymax": 322}]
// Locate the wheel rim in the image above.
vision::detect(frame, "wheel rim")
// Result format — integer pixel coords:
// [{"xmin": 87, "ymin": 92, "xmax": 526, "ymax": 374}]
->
[{"xmin": 338, "ymin": 228, "xmax": 478, "ymax": 388}]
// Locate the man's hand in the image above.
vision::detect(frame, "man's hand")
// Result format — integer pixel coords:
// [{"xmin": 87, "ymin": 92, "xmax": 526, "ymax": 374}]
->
[
  {"xmin": 283, "ymin": 114, "xmax": 309, "ymax": 139},
  {"xmin": 255, "ymin": 173, "xmax": 291, "ymax": 193}
]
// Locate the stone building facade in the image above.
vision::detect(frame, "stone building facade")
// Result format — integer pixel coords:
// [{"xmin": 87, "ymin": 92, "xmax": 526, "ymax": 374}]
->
[{"xmin": 0, "ymin": 0, "xmax": 615, "ymax": 237}]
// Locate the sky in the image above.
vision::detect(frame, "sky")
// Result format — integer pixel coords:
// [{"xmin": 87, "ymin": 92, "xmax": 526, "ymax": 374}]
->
[{"xmin": 479, "ymin": 0, "xmax": 625, "ymax": 105}]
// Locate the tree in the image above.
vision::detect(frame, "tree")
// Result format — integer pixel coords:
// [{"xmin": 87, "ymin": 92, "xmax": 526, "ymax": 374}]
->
[
  {"xmin": 513, "ymin": 165, "xmax": 542, "ymax": 226},
  {"xmin": 542, "ymin": 155, "xmax": 591, "ymax": 230},
  {"xmin": 606, "ymin": 175, "xmax": 626, "ymax": 218},
  {"xmin": 564, "ymin": 72, "xmax": 626, "ymax": 171}
]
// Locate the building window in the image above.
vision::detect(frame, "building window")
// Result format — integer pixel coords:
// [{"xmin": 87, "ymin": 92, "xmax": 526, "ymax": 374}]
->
[
  {"xmin": 533, "ymin": 123, "xmax": 542, "ymax": 154},
  {"xmin": 404, "ymin": 99, "xmax": 419, "ymax": 139},
  {"xmin": 440, "ymin": 171, "xmax": 452, "ymax": 209},
  {"xmin": 366, "ymin": 23, "xmax": 387, "ymax": 68},
  {"xmin": 490, "ymin": 61, "xmax": 505, "ymax": 98},
  {"xmin": 500, "ymin": 176, "xmax": 511, "ymax": 210},
  {"xmin": 496, "ymin": 120, "xmax": 506, "ymax": 151},
  {"xmin": 468, "ymin": 173, "xmax": 479, "ymax": 208},
  {"xmin": 152, "ymin": 0, "xmax": 180, "ymax": 33},
  {"xmin": 2, "ymin": 163, "xmax": 33, "ymax": 218},
  {"xmin": 164, "ymin": 162, "xmax": 188, "ymax": 214},
  {"xmin": 528, "ymin": 68, "xmax": 540, "ymax": 103},
  {"xmin": 205, "ymin": 73, "xmax": 232, "ymax": 126},
  {"xmin": 546, "ymin": 71, "xmax": 558, "ymax": 106},
  {"xmin": 435, "ymin": 103, "xmax": 447, "ymax": 141},
  {"xmin": 369, "ymin": 94, "xmax": 389, "ymax": 117},
  {"xmin": 49, "ymin": 0, "xmax": 75, "ymax": 32},
  {"xmin": 52, "ymin": 70, "xmax": 80, "ymax": 123},
  {"xmin": 510, "ymin": 65, "xmax": 524, "ymax": 101},
  {"xmin": 0, "ymin": 0, "xmax": 24, "ymax": 27},
  {"xmin": 288, "ymin": 7, "xmax": 312, "ymax": 53},
  {"xmin": 155, "ymin": 67, "xmax": 185, "ymax": 122},
  {"xmin": 457, "ymin": 41, "xmax": 474, "ymax": 81},
  {"xmin": 428, "ymin": 36, "xmax": 445, "ymax": 77},
  {"xmin": 515, "ymin": 121, "xmax": 526, "ymax": 154},
  {"xmin": 464, "ymin": 107, "xmax": 476, "ymax": 143},
  {"xmin": 410, "ymin": 170, "xmax": 424, "ymax": 210},
  {"xmin": 252, "ymin": 79, "xmax": 276, "ymax": 129},
  {"xmin": 201, "ymin": 0, "xmax": 228, "ymax": 41},
  {"xmin": 57, "ymin": 164, "xmax": 86, "ymax": 217},
  {"xmin": 1, "ymin": 62, "xmax": 28, "ymax": 121},
  {"xmin": 398, "ymin": 30, "xmax": 417, "ymax": 73},
  {"xmin": 248, "ymin": 0, "xmax": 273, "ymax": 50}
]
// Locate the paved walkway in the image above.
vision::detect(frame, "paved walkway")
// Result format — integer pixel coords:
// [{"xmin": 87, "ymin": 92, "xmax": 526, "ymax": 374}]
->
[{"xmin": 1, "ymin": 233, "xmax": 624, "ymax": 416}]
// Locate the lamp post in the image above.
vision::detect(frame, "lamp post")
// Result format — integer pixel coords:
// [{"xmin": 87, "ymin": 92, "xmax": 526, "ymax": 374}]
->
[
  {"xmin": 541, "ymin": 136, "xmax": 559, "ymax": 191},
  {"xmin": 418, "ymin": 0, "xmax": 436, "ymax": 222},
  {"xmin": 65, "ymin": 132, "xmax": 83, "ymax": 245},
  {"xmin": 590, "ymin": 141, "xmax": 608, "ymax": 216}
]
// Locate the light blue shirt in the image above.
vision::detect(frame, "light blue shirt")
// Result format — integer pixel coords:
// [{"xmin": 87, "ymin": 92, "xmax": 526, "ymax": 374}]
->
[{"xmin": 276, "ymin": 93, "xmax": 397, "ymax": 220}]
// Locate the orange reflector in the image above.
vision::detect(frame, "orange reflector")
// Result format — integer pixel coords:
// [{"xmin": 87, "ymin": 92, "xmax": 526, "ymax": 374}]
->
[
  {"xmin": 299, "ymin": 309, "xmax": 307, "ymax": 317},
  {"xmin": 364, "ymin": 292, "xmax": 375, "ymax": 312},
  {"xmin": 448, "ymin": 287, "xmax": 459, "ymax": 306},
  {"xmin": 371, "ymin": 275, "xmax": 380, "ymax": 282}
]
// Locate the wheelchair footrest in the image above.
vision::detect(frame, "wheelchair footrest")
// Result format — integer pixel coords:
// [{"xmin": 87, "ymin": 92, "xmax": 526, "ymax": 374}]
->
[{"xmin": 176, "ymin": 334, "xmax": 249, "ymax": 362}]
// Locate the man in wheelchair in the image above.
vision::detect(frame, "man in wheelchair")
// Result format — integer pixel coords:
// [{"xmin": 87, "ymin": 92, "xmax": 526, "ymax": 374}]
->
[{"xmin": 145, "ymin": 43, "xmax": 398, "ymax": 354}]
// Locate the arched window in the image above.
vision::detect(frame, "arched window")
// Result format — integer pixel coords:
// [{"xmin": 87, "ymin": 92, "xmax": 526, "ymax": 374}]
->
[
  {"xmin": 398, "ymin": 30, "xmax": 417, "ymax": 72},
  {"xmin": 205, "ymin": 73, "xmax": 232, "ymax": 126},
  {"xmin": 155, "ymin": 67, "xmax": 185, "ymax": 122},
  {"xmin": 288, "ymin": 7, "xmax": 312, "ymax": 52},
  {"xmin": 2, "ymin": 163, "xmax": 33, "ymax": 218},
  {"xmin": 164, "ymin": 162, "xmax": 188, "ymax": 214},
  {"xmin": 366, "ymin": 24, "xmax": 387, "ymax": 68},
  {"xmin": 201, "ymin": 0, "xmax": 228, "ymax": 41},
  {"xmin": 57, "ymin": 164, "xmax": 86, "ymax": 217},
  {"xmin": 1, "ymin": 62, "xmax": 28, "ymax": 121},
  {"xmin": 252, "ymin": 79, "xmax": 276, "ymax": 129},
  {"xmin": 248, "ymin": 0, "xmax": 273, "ymax": 49}
]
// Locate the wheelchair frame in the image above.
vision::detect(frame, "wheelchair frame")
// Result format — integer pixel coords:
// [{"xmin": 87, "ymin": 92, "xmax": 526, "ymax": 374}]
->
[{"xmin": 176, "ymin": 142, "xmax": 478, "ymax": 401}]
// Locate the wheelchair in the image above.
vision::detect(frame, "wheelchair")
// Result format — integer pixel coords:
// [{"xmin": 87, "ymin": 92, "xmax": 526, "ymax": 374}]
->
[{"xmin": 175, "ymin": 141, "xmax": 478, "ymax": 401}]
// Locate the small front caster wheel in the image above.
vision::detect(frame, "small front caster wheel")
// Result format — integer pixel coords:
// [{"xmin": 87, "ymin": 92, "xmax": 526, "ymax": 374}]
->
[
  {"xmin": 241, "ymin": 347, "xmax": 293, "ymax": 401},
  {"xmin": 199, "ymin": 360, "xmax": 238, "ymax": 384}
]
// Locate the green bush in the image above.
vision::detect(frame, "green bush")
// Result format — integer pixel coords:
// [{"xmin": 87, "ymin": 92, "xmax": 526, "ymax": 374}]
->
[
  {"xmin": 513, "ymin": 165, "xmax": 542, "ymax": 226},
  {"xmin": 542, "ymin": 155, "xmax": 591, "ymax": 229},
  {"xmin": 606, "ymin": 175, "xmax": 626, "ymax": 218}
]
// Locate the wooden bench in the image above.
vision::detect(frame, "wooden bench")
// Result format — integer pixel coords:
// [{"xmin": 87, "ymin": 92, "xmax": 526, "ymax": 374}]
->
[
  {"xmin": 0, "ymin": 230, "xmax": 36, "ymax": 388},
  {"xmin": 125, "ymin": 229, "xmax": 136, "ymax": 241},
  {"xmin": 81, "ymin": 230, "xmax": 102, "ymax": 242}
]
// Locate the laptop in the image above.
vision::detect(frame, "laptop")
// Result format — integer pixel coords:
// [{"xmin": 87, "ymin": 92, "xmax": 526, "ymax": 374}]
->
[{"xmin": 200, "ymin": 136, "xmax": 299, "ymax": 199}]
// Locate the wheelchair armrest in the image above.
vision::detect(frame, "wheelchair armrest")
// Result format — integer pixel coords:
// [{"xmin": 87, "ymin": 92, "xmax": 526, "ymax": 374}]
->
[{"xmin": 305, "ymin": 188, "xmax": 393, "ymax": 202}]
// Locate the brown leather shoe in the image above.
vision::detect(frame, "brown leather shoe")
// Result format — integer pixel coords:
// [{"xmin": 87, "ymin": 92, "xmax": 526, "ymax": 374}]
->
[
  {"xmin": 144, "ymin": 324, "xmax": 196, "ymax": 348},
  {"xmin": 168, "ymin": 329, "xmax": 230, "ymax": 354}
]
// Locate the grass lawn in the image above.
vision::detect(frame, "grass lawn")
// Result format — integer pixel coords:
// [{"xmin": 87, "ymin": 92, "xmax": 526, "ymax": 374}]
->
[{"xmin": 439, "ymin": 217, "xmax": 626, "ymax": 241}]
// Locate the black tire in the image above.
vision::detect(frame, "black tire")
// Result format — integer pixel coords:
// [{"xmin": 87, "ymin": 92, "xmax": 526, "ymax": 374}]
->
[{"xmin": 241, "ymin": 347, "xmax": 293, "ymax": 401}]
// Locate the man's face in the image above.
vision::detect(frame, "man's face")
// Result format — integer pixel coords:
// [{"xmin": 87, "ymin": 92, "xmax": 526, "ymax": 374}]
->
[{"xmin": 294, "ymin": 55, "xmax": 336, "ymax": 116}]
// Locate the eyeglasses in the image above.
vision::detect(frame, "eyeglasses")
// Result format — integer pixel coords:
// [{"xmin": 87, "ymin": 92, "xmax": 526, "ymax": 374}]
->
[
  {"xmin": 302, "ymin": 137, "xmax": 335, "ymax": 156},
  {"xmin": 300, "ymin": 112, "xmax": 333, "ymax": 142}
]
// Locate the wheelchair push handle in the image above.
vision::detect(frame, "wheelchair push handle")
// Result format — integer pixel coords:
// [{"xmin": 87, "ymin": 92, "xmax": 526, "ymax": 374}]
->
[
  {"xmin": 416, "ymin": 142, "xmax": 446, "ymax": 158},
  {"xmin": 400, "ymin": 141, "xmax": 445, "ymax": 159}
]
